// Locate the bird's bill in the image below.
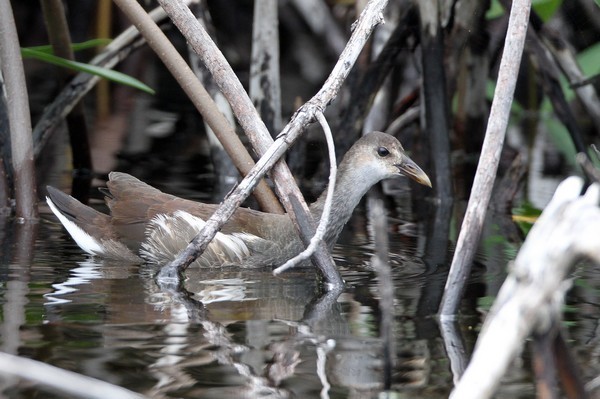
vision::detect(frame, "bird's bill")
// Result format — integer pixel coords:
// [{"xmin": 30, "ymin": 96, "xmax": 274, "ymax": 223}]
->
[{"xmin": 396, "ymin": 157, "xmax": 432, "ymax": 187}]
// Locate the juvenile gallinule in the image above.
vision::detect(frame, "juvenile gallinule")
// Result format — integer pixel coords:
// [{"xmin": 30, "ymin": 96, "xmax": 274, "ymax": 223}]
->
[{"xmin": 47, "ymin": 131, "xmax": 431, "ymax": 268}]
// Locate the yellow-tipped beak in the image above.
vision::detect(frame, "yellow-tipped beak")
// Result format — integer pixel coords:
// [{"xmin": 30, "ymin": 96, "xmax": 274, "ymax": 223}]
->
[{"xmin": 396, "ymin": 157, "xmax": 432, "ymax": 188}]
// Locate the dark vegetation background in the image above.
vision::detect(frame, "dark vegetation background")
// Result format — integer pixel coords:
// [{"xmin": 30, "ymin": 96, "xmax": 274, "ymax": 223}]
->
[{"xmin": 4, "ymin": 0, "xmax": 598, "ymax": 217}]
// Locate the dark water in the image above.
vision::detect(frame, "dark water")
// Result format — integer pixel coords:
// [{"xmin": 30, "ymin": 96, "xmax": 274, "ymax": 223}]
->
[{"xmin": 0, "ymin": 175, "xmax": 598, "ymax": 399}]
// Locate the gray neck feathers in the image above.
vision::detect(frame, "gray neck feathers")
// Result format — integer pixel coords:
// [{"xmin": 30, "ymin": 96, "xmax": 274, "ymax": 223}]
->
[{"xmin": 309, "ymin": 156, "xmax": 376, "ymax": 248}]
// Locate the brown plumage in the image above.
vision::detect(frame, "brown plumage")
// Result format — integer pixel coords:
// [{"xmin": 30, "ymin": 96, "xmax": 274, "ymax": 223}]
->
[{"xmin": 47, "ymin": 131, "xmax": 431, "ymax": 268}]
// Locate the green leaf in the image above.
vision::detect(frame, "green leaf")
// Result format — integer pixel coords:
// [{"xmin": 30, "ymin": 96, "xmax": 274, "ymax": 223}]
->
[
  {"xmin": 477, "ymin": 296, "xmax": 496, "ymax": 312},
  {"xmin": 532, "ymin": 0, "xmax": 563, "ymax": 22},
  {"xmin": 576, "ymin": 42, "xmax": 600, "ymax": 77},
  {"xmin": 489, "ymin": 0, "xmax": 563, "ymax": 21},
  {"xmin": 24, "ymin": 39, "xmax": 112, "ymax": 54},
  {"xmin": 512, "ymin": 201, "xmax": 542, "ymax": 236},
  {"xmin": 21, "ymin": 48, "xmax": 154, "ymax": 94},
  {"xmin": 486, "ymin": 0, "xmax": 505, "ymax": 19}
]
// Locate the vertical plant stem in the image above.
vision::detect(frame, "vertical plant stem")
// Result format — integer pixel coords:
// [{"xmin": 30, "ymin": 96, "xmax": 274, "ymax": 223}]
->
[
  {"xmin": 417, "ymin": 0, "xmax": 453, "ymax": 202},
  {"xmin": 112, "ymin": 0, "xmax": 282, "ymax": 214},
  {"xmin": 95, "ymin": 0, "xmax": 112, "ymax": 121},
  {"xmin": 439, "ymin": 0, "xmax": 531, "ymax": 317},
  {"xmin": 0, "ymin": 76, "xmax": 10, "ymax": 210},
  {"xmin": 40, "ymin": 0, "xmax": 92, "ymax": 200},
  {"xmin": 31, "ymin": 3, "xmax": 192, "ymax": 158},
  {"xmin": 155, "ymin": 0, "xmax": 389, "ymax": 287},
  {"xmin": 0, "ymin": 0, "xmax": 38, "ymax": 219},
  {"xmin": 250, "ymin": 0, "xmax": 281, "ymax": 135},
  {"xmin": 157, "ymin": 0, "xmax": 342, "ymax": 283}
]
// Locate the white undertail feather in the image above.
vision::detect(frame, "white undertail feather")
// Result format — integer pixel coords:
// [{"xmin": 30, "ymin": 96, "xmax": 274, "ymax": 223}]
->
[
  {"xmin": 141, "ymin": 210, "xmax": 263, "ymax": 267},
  {"xmin": 46, "ymin": 196, "xmax": 105, "ymax": 256}
]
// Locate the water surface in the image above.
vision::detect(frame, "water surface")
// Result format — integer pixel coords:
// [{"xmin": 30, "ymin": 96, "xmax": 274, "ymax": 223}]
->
[{"xmin": 0, "ymin": 177, "xmax": 597, "ymax": 398}]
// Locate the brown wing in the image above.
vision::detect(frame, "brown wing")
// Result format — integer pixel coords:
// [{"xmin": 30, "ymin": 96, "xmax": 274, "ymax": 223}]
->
[{"xmin": 104, "ymin": 172, "xmax": 289, "ymax": 248}]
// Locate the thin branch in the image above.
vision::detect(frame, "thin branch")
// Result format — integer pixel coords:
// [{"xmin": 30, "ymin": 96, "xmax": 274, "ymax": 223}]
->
[
  {"xmin": 273, "ymin": 112, "xmax": 336, "ymax": 274},
  {"xmin": 520, "ymin": 7, "xmax": 600, "ymax": 135},
  {"xmin": 577, "ymin": 152, "xmax": 600, "ymax": 184},
  {"xmin": 111, "ymin": 0, "xmax": 283, "ymax": 213},
  {"xmin": 157, "ymin": 0, "xmax": 389, "ymax": 288},
  {"xmin": 158, "ymin": 0, "xmax": 338, "ymax": 279},
  {"xmin": 439, "ymin": 0, "xmax": 531, "ymax": 317},
  {"xmin": 543, "ymin": 32, "xmax": 600, "ymax": 134},
  {"xmin": 525, "ymin": 25, "xmax": 588, "ymax": 160},
  {"xmin": 335, "ymin": 5, "xmax": 416, "ymax": 153}
]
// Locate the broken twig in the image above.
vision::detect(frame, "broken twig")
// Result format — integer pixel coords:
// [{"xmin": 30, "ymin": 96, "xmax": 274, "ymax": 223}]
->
[{"xmin": 273, "ymin": 111, "xmax": 336, "ymax": 274}]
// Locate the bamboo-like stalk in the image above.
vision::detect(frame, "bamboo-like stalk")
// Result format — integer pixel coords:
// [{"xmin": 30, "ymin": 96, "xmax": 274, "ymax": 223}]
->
[
  {"xmin": 416, "ymin": 0, "xmax": 453, "ymax": 202},
  {"xmin": 40, "ymin": 0, "xmax": 92, "ymax": 200},
  {"xmin": 111, "ymin": 0, "xmax": 283, "ymax": 214},
  {"xmin": 439, "ymin": 0, "xmax": 531, "ymax": 316},
  {"xmin": 32, "ymin": 3, "xmax": 190, "ymax": 157},
  {"xmin": 249, "ymin": 0, "xmax": 282, "ymax": 135},
  {"xmin": 95, "ymin": 0, "xmax": 112, "ymax": 121},
  {"xmin": 0, "ymin": 0, "xmax": 37, "ymax": 219}
]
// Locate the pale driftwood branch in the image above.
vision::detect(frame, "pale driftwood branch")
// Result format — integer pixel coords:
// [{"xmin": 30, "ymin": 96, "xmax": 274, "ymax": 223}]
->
[
  {"xmin": 249, "ymin": 0, "xmax": 282, "ymax": 135},
  {"xmin": 450, "ymin": 177, "xmax": 600, "ymax": 399},
  {"xmin": 157, "ymin": 0, "xmax": 339, "ymax": 283},
  {"xmin": 112, "ymin": 0, "xmax": 282, "ymax": 214},
  {"xmin": 273, "ymin": 112, "xmax": 336, "ymax": 274},
  {"xmin": 0, "ymin": 351, "xmax": 145, "ymax": 399},
  {"xmin": 32, "ymin": 2, "xmax": 195, "ymax": 157},
  {"xmin": 0, "ymin": 0, "xmax": 37, "ymax": 219},
  {"xmin": 156, "ymin": 0, "xmax": 389, "ymax": 288},
  {"xmin": 439, "ymin": 0, "xmax": 531, "ymax": 316}
]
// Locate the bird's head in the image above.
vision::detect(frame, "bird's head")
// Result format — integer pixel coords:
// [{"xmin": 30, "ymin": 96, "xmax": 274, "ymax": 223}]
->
[{"xmin": 347, "ymin": 131, "xmax": 432, "ymax": 188}]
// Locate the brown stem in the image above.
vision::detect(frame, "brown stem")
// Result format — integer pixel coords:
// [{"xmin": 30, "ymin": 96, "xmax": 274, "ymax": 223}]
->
[
  {"xmin": 111, "ymin": 0, "xmax": 283, "ymax": 214},
  {"xmin": 32, "ymin": 4, "xmax": 183, "ymax": 158},
  {"xmin": 0, "ymin": 0, "xmax": 38, "ymax": 219},
  {"xmin": 40, "ymin": 0, "xmax": 93, "ymax": 201},
  {"xmin": 155, "ymin": 0, "xmax": 390, "ymax": 287}
]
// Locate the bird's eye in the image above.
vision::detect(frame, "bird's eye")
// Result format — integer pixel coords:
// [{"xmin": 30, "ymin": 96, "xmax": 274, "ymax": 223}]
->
[{"xmin": 377, "ymin": 147, "xmax": 390, "ymax": 157}]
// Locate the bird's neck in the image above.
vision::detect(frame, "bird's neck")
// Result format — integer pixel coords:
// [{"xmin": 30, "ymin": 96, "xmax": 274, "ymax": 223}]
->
[{"xmin": 309, "ymin": 160, "xmax": 372, "ymax": 247}]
